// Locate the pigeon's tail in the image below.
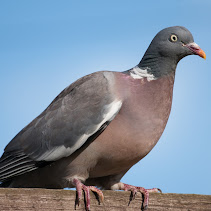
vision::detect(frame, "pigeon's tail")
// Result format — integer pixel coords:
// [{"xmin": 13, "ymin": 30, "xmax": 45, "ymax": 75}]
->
[{"xmin": 0, "ymin": 151, "xmax": 38, "ymax": 183}]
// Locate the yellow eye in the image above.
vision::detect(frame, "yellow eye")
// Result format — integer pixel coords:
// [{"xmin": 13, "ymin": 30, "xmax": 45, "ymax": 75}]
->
[{"xmin": 170, "ymin": 34, "xmax": 178, "ymax": 42}]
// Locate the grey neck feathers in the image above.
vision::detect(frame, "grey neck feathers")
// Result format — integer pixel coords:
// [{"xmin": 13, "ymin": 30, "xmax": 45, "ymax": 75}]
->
[{"xmin": 137, "ymin": 52, "xmax": 177, "ymax": 78}]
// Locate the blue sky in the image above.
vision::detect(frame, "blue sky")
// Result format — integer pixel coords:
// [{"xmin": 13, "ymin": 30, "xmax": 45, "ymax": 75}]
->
[{"xmin": 0, "ymin": 1, "xmax": 210, "ymax": 195}]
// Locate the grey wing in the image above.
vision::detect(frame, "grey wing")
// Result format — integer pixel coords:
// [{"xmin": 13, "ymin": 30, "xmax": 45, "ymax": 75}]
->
[{"xmin": 0, "ymin": 71, "xmax": 122, "ymax": 181}]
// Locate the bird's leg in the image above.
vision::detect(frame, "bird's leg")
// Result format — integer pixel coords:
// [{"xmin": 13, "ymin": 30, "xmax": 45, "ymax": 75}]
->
[
  {"xmin": 111, "ymin": 182, "xmax": 161, "ymax": 210},
  {"xmin": 73, "ymin": 178, "xmax": 104, "ymax": 211}
]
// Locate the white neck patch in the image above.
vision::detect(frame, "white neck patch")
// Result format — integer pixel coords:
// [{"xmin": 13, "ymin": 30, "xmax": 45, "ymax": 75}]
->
[{"xmin": 130, "ymin": 66, "xmax": 157, "ymax": 81}]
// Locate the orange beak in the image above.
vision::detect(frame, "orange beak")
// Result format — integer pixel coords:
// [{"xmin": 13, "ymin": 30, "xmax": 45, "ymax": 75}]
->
[{"xmin": 185, "ymin": 42, "xmax": 206, "ymax": 59}]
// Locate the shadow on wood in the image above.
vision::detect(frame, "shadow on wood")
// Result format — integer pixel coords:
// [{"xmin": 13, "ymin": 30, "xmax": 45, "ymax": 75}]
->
[{"xmin": 0, "ymin": 188, "xmax": 211, "ymax": 210}]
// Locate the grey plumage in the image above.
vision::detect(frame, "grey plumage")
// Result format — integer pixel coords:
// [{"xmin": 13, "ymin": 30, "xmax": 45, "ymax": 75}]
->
[
  {"xmin": 0, "ymin": 26, "xmax": 205, "ymax": 202},
  {"xmin": 1, "ymin": 71, "xmax": 121, "ymax": 181},
  {"xmin": 0, "ymin": 152, "xmax": 36, "ymax": 181}
]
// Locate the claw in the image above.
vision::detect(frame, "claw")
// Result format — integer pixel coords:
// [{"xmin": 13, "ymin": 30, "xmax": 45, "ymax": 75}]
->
[
  {"xmin": 157, "ymin": 188, "xmax": 162, "ymax": 193},
  {"xmin": 147, "ymin": 187, "xmax": 162, "ymax": 193},
  {"xmin": 89, "ymin": 186, "xmax": 104, "ymax": 203},
  {"xmin": 128, "ymin": 188, "xmax": 137, "ymax": 206},
  {"xmin": 73, "ymin": 178, "xmax": 104, "ymax": 211},
  {"xmin": 142, "ymin": 204, "xmax": 148, "ymax": 211},
  {"xmin": 74, "ymin": 191, "xmax": 80, "ymax": 209},
  {"xmin": 120, "ymin": 183, "xmax": 161, "ymax": 210}
]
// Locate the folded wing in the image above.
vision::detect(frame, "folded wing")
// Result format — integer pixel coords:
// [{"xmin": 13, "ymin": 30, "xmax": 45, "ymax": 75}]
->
[{"xmin": 0, "ymin": 71, "xmax": 122, "ymax": 181}]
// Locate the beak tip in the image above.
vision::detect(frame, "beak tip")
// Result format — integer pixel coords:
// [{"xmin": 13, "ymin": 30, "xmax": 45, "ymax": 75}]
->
[
  {"xmin": 186, "ymin": 42, "xmax": 206, "ymax": 60},
  {"xmin": 200, "ymin": 50, "xmax": 206, "ymax": 60}
]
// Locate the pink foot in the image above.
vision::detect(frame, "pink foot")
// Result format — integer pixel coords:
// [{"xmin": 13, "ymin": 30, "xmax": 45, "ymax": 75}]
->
[
  {"xmin": 73, "ymin": 178, "xmax": 104, "ymax": 211},
  {"xmin": 121, "ymin": 183, "xmax": 161, "ymax": 210}
]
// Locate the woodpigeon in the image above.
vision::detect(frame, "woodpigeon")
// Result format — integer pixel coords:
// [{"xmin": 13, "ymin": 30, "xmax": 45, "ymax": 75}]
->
[{"xmin": 0, "ymin": 26, "xmax": 206, "ymax": 210}]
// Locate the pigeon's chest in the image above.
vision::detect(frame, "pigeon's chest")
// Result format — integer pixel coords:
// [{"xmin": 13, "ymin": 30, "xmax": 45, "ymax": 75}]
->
[
  {"xmin": 92, "ymin": 76, "xmax": 174, "ymax": 174},
  {"xmin": 119, "ymin": 76, "xmax": 174, "ymax": 152}
]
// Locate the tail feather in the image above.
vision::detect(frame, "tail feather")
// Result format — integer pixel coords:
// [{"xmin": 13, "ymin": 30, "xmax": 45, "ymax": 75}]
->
[
  {"xmin": 0, "ymin": 164, "xmax": 37, "ymax": 181},
  {"xmin": 0, "ymin": 156, "xmax": 29, "ymax": 171},
  {"xmin": 0, "ymin": 151, "xmax": 38, "ymax": 182}
]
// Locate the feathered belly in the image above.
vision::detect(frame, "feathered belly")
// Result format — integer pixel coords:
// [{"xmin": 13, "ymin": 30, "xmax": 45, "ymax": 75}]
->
[
  {"xmin": 69, "ymin": 76, "xmax": 174, "ymax": 179},
  {"xmin": 88, "ymin": 107, "xmax": 170, "ymax": 178}
]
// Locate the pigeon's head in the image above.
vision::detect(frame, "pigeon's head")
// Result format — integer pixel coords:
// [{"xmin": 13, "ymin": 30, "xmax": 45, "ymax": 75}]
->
[
  {"xmin": 139, "ymin": 26, "xmax": 206, "ymax": 77},
  {"xmin": 148, "ymin": 26, "xmax": 206, "ymax": 62}
]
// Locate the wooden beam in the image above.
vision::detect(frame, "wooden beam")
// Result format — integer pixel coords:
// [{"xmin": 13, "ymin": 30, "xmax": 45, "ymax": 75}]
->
[{"xmin": 0, "ymin": 188, "xmax": 211, "ymax": 210}]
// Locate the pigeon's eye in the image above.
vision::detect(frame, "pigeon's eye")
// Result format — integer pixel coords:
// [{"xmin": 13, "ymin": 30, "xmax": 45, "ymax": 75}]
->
[{"xmin": 170, "ymin": 34, "xmax": 178, "ymax": 42}]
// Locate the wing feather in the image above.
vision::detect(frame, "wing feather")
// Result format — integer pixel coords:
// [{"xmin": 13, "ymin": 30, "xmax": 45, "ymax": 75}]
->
[{"xmin": 0, "ymin": 71, "xmax": 122, "ymax": 181}]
